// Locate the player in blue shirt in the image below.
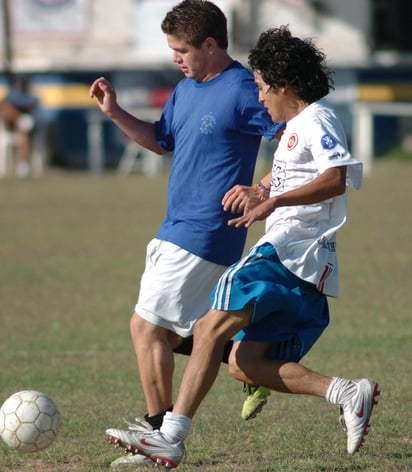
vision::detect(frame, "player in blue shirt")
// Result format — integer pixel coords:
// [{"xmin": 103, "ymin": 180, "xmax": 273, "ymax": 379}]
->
[{"xmin": 90, "ymin": 1, "xmax": 282, "ymax": 467}]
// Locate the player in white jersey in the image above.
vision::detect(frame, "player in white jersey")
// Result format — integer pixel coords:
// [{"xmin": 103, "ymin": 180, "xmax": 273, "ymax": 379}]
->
[{"xmin": 106, "ymin": 26, "xmax": 380, "ymax": 468}]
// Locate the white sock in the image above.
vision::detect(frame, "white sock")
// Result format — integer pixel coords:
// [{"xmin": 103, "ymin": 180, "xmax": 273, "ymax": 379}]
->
[
  {"xmin": 325, "ymin": 377, "xmax": 356, "ymax": 406},
  {"xmin": 160, "ymin": 411, "xmax": 191, "ymax": 443}
]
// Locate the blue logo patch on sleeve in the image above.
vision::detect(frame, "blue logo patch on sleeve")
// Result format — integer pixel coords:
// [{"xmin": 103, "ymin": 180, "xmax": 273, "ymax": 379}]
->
[{"xmin": 321, "ymin": 134, "xmax": 337, "ymax": 149}]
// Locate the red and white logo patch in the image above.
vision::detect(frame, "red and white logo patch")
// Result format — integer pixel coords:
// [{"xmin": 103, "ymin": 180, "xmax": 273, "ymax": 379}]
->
[{"xmin": 287, "ymin": 133, "xmax": 298, "ymax": 150}]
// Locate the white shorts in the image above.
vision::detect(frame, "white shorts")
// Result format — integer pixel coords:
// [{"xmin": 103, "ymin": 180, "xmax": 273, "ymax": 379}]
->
[{"xmin": 135, "ymin": 239, "xmax": 226, "ymax": 337}]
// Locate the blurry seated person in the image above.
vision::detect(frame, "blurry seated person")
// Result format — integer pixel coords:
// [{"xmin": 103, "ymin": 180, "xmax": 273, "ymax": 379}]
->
[{"xmin": 0, "ymin": 75, "xmax": 39, "ymax": 177}]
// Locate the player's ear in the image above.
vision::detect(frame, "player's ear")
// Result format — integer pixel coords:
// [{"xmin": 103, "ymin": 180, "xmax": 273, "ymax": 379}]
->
[
  {"xmin": 278, "ymin": 80, "xmax": 288, "ymax": 94},
  {"xmin": 204, "ymin": 37, "xmax": 217, "ymax": 53}
]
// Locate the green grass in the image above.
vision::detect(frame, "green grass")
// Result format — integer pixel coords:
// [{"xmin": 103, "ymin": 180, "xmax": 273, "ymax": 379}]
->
[{"xmin": 0, "ymin": 160, "xmax": 411, "ymax": 471}]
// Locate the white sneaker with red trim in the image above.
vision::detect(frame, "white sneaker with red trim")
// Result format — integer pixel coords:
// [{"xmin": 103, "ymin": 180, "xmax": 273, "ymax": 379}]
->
[
  {"xmin": 106, "ymin": 428, "xmax": 185, "ymax": 469},
  {"xmin": 339, "ymin": 378, "xmax": 380, "ymax": 454}
]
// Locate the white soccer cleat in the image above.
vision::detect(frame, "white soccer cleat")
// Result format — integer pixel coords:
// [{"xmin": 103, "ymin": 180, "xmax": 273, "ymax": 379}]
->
[
  {"xmin": 340, "ymin": 379, "xmax": 380, "ymax": 455},
  {"xmin": 106, "ymin": 429, "xmax": 185, "ymax": 469},
  {"xmin": 109, "ymin": 418, "xmax": 155, "ymax": 468}
]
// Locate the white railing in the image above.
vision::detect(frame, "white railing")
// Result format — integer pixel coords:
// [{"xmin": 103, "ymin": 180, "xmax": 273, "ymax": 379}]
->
[{"xmin": 352, "ymin": 101, "xmax": 412, "ymax": 173}]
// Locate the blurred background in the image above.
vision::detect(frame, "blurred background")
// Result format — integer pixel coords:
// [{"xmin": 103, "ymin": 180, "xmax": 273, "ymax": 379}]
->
[{"xmin": 1, "ymin": 0, "xmax": 411, "ymax": 177}]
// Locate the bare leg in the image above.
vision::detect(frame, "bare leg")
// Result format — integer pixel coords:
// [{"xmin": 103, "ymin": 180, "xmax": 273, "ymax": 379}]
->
[
  {"xmin": 229, "ymin": 340, "xmax": 331, "ymax": 397},
  {"xmin": 0, "ymin": 100, "xmax": 20, "ymax": 124},
  {"xmin": 130, "ymin": 312, "xmax": 183, "ymax": 416},
  {"xmin": 16, "ymin": 130, "xmax": 30, "ymax": 162},
  {"xmin": 173, "ymin": 307, "xmax": 252, "ymax": 418},
  {"xmin": 108, "ymin": 311, "xmax": 377, "ymax": 462}
]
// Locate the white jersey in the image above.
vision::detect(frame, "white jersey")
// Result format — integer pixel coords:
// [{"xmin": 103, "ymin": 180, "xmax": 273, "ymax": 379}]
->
[{"xmin": 257, "ymin": 99, "xmax": 362, "ymax": 297}]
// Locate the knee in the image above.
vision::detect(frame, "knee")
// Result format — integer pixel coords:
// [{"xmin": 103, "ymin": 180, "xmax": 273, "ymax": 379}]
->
[
  {"xmin": 193, "ymin": 313, "xmax": 226, "ymax": 346},
  {"xmin": 129, "ymin": 312, "xmax": 140, "ymax": 339},
  {"xmin": 192, "ymin": 317, "xmax": 209, "ymax": 346},
  {"xmin": 228, "ymin": 350, "xmax": 248, "ymax": 382},
  {"xmin": 227, "ymin": 342, "xmax": 262, "ymax": 383},
  {"xmin": 228, "ymin": 359, "xmax": 242, "ymax": 381},
  {"xmin": 130, "ymin": 312, "xmax": 153, "ymax": 346},
  {"xmin": 130, "ymin": 312, "xmax": 177, "ymax": 351}
]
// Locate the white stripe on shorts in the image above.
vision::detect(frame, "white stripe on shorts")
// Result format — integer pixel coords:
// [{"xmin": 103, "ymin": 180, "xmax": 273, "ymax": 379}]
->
[{"xmin": 213, "ymin": 246, "xmax": 261, "ymax": 311}]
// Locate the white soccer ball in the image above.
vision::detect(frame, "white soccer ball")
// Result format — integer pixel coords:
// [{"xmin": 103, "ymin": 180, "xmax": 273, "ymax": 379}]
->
[{"xmin": 0, "ymin": 390, "xmax": 61, "ymax": 453}]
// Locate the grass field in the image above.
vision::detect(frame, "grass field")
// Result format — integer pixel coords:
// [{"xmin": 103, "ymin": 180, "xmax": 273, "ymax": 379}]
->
[{"xmin": 0, "ymin": 158, "xmax": 411, "ymax": 471}]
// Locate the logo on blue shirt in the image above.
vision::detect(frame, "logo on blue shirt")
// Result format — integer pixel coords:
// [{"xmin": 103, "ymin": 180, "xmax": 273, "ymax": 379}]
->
[
  {"xmin": 200, "ymin": 113, "xmax": 216, "ymax": 135},
  {"xmin": 321, "ymin": 134, "xmax": 337, "ymax": 149}
]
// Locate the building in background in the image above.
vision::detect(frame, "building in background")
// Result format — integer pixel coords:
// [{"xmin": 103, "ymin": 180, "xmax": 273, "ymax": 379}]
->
[{"xmin": 1, "ymin": 0, "xmax": 411, "ymax": 171}]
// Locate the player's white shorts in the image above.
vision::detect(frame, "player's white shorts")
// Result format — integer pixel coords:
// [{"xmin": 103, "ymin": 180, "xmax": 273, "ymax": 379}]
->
[{"xmin": 135, "ymin": 238, "xmax": 226, "ymax": 337}]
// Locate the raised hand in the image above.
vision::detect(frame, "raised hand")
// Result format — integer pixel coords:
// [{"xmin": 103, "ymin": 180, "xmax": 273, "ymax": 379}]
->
[{"xmin": 89, "ymin": 76, "xmax": 118, "ymax": 116}]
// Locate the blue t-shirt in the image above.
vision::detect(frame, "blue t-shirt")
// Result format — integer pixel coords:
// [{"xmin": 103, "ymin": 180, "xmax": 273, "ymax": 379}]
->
[{"xmin": 155, "ymin": 61, "xmax": 282, "ymax": 266}]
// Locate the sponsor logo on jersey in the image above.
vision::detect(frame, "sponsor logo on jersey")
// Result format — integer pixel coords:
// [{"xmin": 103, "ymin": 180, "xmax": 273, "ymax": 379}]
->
[
  {"xmin": 317, "ymin": 236, "xmax": 336, "ymax": 252},
  {"xmin": 200, "ymin": 113, "xmax": 216, "ymax": 135},
  {"xmin": 329, "ymin": 151, "xmax": 345, "ymax": 160},
  {"xmin": 287, "ymin": 133, "xmax": 298, "ymax": 150},
  {"xmin": 321, "ymin": 134, "xmax": 337, "ymax": 149}
]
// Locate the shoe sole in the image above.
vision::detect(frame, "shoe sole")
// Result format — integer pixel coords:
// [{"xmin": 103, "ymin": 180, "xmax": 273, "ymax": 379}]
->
[
  {"xmin": 110, "ymin": 454, "xmax": 153, "ymax": 468},
  {"xmin": 351, "ymin": 381, "xmax": 380, "ymax": 454},
  {"xmin": 106, "ymin": 432, "xmax": 179, "ymax": 469}
]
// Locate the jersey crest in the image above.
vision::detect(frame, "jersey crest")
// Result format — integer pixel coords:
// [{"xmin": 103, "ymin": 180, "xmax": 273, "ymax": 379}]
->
[
  {"xmin": 200, "ymin": 113, "xmax": 216, "ymax": 135},
  {"xmin": 321, "ymin": 133, "xmax": 337, "ymax": 149},
  {"xmin": 287, "ymin": 133, "xmax": 298, "ymax": 150}
]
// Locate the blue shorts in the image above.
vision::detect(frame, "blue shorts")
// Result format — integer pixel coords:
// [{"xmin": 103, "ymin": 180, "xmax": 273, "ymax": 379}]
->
[{"xmin": 211, "ymin": 243, "xmax": 330, "ymax": 361}]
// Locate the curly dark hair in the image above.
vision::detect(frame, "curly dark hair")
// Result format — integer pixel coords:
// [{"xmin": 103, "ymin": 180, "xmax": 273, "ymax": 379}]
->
[
  {"xmin": 248, "ymin": 26, "xmax": 334, "ymax": 103},
  {"xmin": 161, "ymin": 0, "xmax": 228, "ymax": 50}
]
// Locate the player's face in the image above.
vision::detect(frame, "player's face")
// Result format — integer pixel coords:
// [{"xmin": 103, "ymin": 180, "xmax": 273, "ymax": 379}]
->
[
  {"xmin": 166, "ymin": 35, "xmax": 211, "ymax": 82},
  {"xmin": 253, "ymin": 70, "xmax": 285, "ymax": 123}
]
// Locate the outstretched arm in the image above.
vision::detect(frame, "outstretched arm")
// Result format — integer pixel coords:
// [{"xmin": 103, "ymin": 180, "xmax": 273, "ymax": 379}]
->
[{"xmin": 89, "ymin": 76, "xmax": 167, "ymax": 155}]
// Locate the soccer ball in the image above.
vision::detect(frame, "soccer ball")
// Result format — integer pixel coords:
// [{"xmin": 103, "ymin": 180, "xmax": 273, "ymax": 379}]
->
[{"xmin": 0, "ymin": 390, "xmax": 61, "ymax": 453}]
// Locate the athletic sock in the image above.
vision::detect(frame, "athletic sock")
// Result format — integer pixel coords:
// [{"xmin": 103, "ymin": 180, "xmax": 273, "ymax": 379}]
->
[
  {"xmin": 144, "ymin": 406, "xmax": 173, "ymax": 430},
  {"xmin": 325, "ymin": 376, "xmax": 356, "ymax": 405},
  {"xmin": 160, "ymin": 411, "xmax": 191, "ymax": 443}
]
